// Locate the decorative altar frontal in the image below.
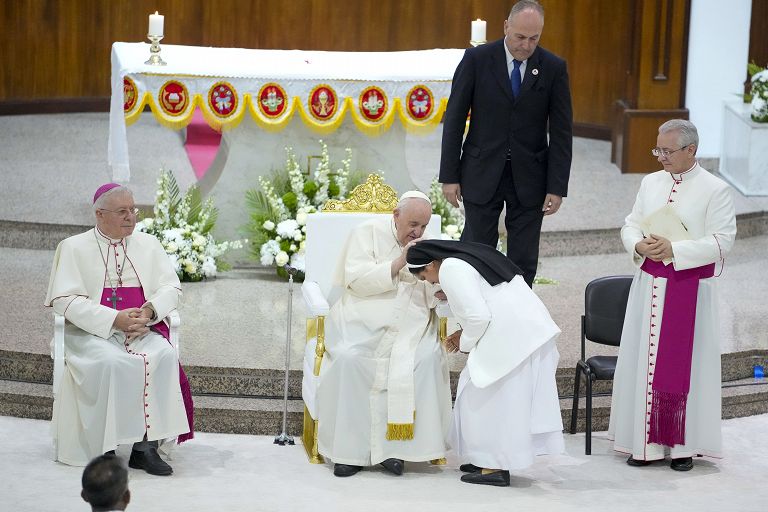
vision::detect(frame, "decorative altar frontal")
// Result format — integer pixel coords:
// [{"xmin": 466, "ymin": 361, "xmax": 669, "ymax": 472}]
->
[{"xmin": 109, "ymin": 42, "xmax": 464, "ymax": 181}]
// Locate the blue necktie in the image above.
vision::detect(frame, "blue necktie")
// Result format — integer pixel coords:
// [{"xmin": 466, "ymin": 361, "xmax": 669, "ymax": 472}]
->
[{"xmin": 510, "ymin": 59, "xmax": 521, "ymax": 98}]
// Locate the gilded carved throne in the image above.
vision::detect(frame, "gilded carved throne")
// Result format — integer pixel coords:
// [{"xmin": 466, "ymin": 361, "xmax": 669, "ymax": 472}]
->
[{"xmin": 300, "ymin": 174, "xmax": 445, "ymax": 463}]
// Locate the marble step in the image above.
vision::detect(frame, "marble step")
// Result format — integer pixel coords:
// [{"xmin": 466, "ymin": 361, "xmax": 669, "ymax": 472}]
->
[
  {"xmin": 2, "ymin": 378, "xmax": 766, "ymax": 436},
  {"xmin": 3, "ymin": 348, "xmax": 766, "ymax": 400}
]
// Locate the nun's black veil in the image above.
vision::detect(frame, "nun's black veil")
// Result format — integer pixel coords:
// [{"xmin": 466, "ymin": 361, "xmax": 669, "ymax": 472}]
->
[{"xmin": 406, "ymin": 239, "xmax": 522, "ymax": 286}]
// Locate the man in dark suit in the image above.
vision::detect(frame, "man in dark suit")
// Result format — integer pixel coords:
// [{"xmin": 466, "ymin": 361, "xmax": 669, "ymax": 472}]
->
[{"xmin": 440, "ymin": 0, "xmax": 572, "ymax": 287}]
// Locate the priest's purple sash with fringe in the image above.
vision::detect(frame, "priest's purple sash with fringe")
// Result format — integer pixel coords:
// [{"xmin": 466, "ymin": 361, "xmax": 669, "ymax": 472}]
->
[{"xmin": 640, "ymin": 259, "xmax": 715, "ymax": 447}]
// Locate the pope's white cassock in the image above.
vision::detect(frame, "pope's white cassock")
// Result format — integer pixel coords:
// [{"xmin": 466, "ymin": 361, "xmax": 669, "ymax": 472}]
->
[
  {"xmin": 45, "ymin": 228, "xmax": 190, "ymax": 466},
  {"xmin": 608, "ymin": 163, "xmax": 736, "ymax": 460},
  {"xmin": 439, "ymin": 258, "xmax": 564, "ymax": 471},
  {"xmin": 316, "ymin": 216, "xmax": 452, "ymax": 466}
]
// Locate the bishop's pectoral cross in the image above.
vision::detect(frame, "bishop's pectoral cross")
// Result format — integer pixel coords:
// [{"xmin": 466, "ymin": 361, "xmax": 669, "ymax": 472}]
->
[{"xmin": 108, "ymin": 290, "xmax": 122, "ymax": 309}]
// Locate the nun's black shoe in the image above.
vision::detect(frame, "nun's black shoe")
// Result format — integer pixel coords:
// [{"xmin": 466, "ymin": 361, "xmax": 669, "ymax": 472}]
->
[{"xmin": 460, "ymin": 470, "xmax": 510, "ymax": 487}]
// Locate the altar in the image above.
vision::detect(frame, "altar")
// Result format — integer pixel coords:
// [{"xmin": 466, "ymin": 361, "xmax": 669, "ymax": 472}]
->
[
  {"xmin": 109, "ymin": 43, "xmax": 465, "ymax": 242},
  {"xmin": 109, "ymin": 42, "xmax": 464, "ymax": 178}
]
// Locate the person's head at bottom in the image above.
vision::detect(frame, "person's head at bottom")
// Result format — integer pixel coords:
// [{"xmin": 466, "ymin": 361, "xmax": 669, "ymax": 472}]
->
[{"xmin": 81, "ymin": 453, "xmax": 130, "ymax": 511}]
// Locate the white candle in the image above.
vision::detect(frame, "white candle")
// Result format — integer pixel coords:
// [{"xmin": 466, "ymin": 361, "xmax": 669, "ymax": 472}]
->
[
  {"xmin": 471, "ymin": 18, "xmax": 486, "ymax": 42},
  {"xmin": 148, "ymin": 11, "xmax": 164, "ymax": 37}
]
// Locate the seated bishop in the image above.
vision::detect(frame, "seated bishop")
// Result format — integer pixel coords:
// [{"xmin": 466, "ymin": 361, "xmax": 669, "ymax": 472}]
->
[
  {"xmin": 315, "ymin": 191, "xmax": 452, "ymax": 478},
  {"xmin": 45, "ymin": 183, "xmax": 193, "ymax": 475}
]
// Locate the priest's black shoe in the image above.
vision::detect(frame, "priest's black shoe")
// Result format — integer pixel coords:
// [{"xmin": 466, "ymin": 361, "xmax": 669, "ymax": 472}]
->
[
  {"xmin": 333, "ymin": 464, "xmax": 362, "ymax": 477},
  {"xmin": 380, "ymin": 458, "xmax": 404, "ymax": 476},
  {"xmin": 670, "ymin": 457, "xmax": 693, "ymax": 471},
  {"xmin": 460, "ymin": 470, "xmax": 510, "ymax": 487},
  {"xmin": 128, "ymin": 447, "xmax": 173, "ymax": 476},
  {"xmin": 626, "ymin": 456, "xmax": 653, "ymax": 467},
  {"xmin": 459, "ymin": 463, "xmax": 481, "ymax": 473}
]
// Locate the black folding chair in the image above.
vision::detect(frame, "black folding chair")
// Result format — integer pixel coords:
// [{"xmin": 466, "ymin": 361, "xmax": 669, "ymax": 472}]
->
[{"xmin": 569, "ymin": 275, "xmax": 633, "ymax": 454}]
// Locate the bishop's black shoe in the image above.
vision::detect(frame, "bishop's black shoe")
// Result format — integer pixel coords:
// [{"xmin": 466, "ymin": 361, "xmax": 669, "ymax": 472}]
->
[
  {"xmin": 379, "ymin": 458, "xmax": 404, "ymax": 475},
  {"xmin": 128, "ymin": 447, "xmax": 173, "ymax": 476},
  {"xmin": 670, "ymin": 457, "xmax": 693, "ymax": 471},
  {"xmin": 460, "ymin": 470, "xmax": 510, "ymax": 487},
  {"xmin": 333, "ymin": 464, "xmax": 362, "ymax": 477},
  {"xmin": 626, "ymin": 456, "xmax": 653, "ymax": 467},
  {"xmin": 459, "ymin": 463, "xmax": 482, "ymax": 473}
]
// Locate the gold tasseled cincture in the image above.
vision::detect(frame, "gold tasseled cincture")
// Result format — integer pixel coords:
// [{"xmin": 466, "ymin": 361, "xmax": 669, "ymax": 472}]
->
[
  {"xmin": 386, "ymin": 422, "xmax": 415, "ymax": 441},
  {"xmin": 386, "ymin": 411, "xmax": 416, "ymax": 440}
]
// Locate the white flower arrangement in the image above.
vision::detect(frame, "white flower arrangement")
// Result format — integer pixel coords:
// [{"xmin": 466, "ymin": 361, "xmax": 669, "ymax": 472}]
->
[
  {"xmin": 751, "ymin": 68, "xmax": 768, "ymax": 123},
  {"xmin": 135, "ymin": 169, "xmax": 246, "ymax": 282},
  {"xmin": 246, "ymin": 140, "xmax": 362, "ymax": 279},
  {"xmin": 428, "ymin": 178, "xmax": 464, "ymax": 240}
]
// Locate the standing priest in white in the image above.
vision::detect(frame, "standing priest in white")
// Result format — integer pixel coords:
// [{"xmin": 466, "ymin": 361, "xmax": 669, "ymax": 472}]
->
[
  {"xmin": 316, "ymin": 192, "xmax": 452, "ymax": 477},
  {"xmin": 45, "ymin": 183, "xmax": 193, "ymax": 475},
  {"xmin": 608, "ymin": 120, "xmax": 736, "ymax": 471}
]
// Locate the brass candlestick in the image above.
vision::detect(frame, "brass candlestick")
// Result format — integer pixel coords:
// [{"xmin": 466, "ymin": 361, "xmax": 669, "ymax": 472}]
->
[
  {"xmin": 469, "ymin": 39, "xmax": 487, "ymax": 47},
  {"xmin": 144, "ymin": 34, "xmax": 167, "ymax": 66}
]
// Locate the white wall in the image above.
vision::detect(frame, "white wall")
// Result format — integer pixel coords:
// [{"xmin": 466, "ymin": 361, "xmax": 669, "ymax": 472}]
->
[{"xmin": 685, "ymin": 0, "xmax": 752, "ymax": 157}]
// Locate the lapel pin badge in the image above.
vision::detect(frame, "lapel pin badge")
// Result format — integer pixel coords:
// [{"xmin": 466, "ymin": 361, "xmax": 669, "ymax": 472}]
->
[{"xmin": 532, "ymin": 68, "xmax": 539, "ymax": 76}]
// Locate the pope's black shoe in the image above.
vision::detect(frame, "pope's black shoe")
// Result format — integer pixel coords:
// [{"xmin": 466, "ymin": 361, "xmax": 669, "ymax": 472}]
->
[
  {"xmin": 460, "ymin": 469, "xmax": 510, "ymax": 487},
  {"xmin": 626, "ymin": 456, "xmax": 653, "ymax": 467},
  {"xmin": 459, "ymin": 463, "xmax": 482, "ymax": 473},
  {"xmin": 128, "ymin": 447, "xmax": 173, "ymax": 476},
  {"xmin": 670, "ymin": 457, "xmax": 693, "ymax": 471},
  {"xmin": 333, "ymin": 464, "xmax": 362, "ymax": 477},
  {"xmin": 380, "ymin": 458, "xmax": 404, "ymax": 476}
]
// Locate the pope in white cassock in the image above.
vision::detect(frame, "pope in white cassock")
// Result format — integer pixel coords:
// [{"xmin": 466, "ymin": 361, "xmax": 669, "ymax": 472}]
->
[
  {"xmin": 407, "ymin": 239, "xmax": 564, "ymax": 487},
  {"xmin": 315, "ymin": 192, "xmax": 452, "ymax": 478},
  {"xmin": 608, "ymin": 120, "xmax": 736, "ymax": 472},
  {"xmin": 45, "ymin": 184, "xmax": 193, "ymax": 475}
]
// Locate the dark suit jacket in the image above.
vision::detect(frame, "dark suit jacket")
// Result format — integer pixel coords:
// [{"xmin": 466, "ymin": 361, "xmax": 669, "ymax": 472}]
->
[{"xmin": 439, "ymin": 39, "xmax": 573, "ymax": 207}]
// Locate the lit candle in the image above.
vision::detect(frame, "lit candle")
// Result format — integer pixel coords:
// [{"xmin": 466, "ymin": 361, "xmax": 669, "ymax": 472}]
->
[
  {"xmin": 471, "ymin": 18, "xmax": 486, "ymax": 42},
  {"xmin": 148, "ymin": 11, "xmax": 164, "ymax": 37}
]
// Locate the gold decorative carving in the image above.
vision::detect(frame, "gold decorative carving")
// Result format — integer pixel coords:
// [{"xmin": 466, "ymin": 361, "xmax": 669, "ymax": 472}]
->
[
  {"xmin": 322, "ymin": 173, "xmax": 398, "ymax": 212},
  {"xmin": 314, "ymin": 316, "xmax": 325, "ymax": 376}
]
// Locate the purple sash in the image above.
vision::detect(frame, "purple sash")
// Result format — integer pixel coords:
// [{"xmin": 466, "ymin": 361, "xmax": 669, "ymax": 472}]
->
[
  {"xmin": 640, "ymin": 259, "xmax": 714, "ymax": 447},
  {"xmin": 100, "ymin": 287, "xmax": 194, "ymax": 443}
]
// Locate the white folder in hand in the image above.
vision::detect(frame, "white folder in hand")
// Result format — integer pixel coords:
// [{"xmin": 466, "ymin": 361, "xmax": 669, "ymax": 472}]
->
[{"xmin": 641, "ymin": 205, "xmax": 690, "ymax": 264}]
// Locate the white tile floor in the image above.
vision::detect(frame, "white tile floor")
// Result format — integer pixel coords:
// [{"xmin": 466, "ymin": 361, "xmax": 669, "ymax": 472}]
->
[{"xmin": 2, "ymin": 414, "xmax": 767, "ymax": 511}]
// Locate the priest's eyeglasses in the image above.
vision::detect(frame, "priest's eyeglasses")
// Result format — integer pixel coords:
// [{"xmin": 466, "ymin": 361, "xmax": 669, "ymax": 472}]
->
[
  {"xmin": 651, "ymin": 144, "xmax": 690, "ymax": 158},
  {"xmin": 99, "ymin": 207, "xmax": 140, "ymax": 217}
]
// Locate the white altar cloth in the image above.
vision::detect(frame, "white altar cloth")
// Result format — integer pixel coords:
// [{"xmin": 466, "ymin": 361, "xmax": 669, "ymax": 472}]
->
[{"xmin": 108, "ymin": 42, "xmax": 464, "ymax": 182}]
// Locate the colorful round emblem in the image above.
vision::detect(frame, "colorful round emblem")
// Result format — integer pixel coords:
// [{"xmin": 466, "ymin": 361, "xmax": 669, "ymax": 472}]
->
[
  {"xmin": 208, "ymin": 82, "xmax": 237, "ymax": 118},
  {"xmin": 406, "ymin": 85, "xmax": 434, "ymax": 120},
  {"xmin": 158, "ymin": 80, "xmax": 189, "ymax": 116},
  {"xmin": 359, "ymin": 86, "xmax": 387, "ymax": 122},
  {"xmin": 308, "ymin": 84, "xmax": 337, "ymax": 120},
  {"xmin": 123, "ymin": 77, "xmax": 138, "ymax": 113},
  {"xmin": 257, "ymin": 83, "xmax": 287, "ymax": 118}
]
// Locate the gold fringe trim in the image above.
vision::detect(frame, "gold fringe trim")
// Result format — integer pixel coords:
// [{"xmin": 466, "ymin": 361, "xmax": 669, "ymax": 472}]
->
[{"xmin": 386, "ymin": 422, "xmax": 415, "ymax": 441}]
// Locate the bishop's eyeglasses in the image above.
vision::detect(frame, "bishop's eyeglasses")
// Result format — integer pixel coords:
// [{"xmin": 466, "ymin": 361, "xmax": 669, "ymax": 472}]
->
[
  {"xmin": 651, "ymin": 144, "xmax": 690, "ymax": 158},
  {"xmin": 99, "ymin": 207, "xmax": 140, "ymax": 217}
]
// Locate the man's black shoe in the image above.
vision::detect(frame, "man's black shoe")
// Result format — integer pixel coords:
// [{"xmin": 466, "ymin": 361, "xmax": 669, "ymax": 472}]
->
[
  {"xmin": 380, "ymin": 458, "xmax": 404, "ymax": 475},
  {"xmin": 626, "ymin": 456, "xmax": 653, "ymax": 467},
  {"xmin": 670, "ymin": 457, "xmax": 693, "ymax": 471},
  {"xmin": 333, "ymin": 464, "xmax": 362, "ymax": 477},
  {"xmin": 460, "ymin": 470, "xmax": 510, "ymax": 487},
  {"xmin": 128, "ymin": 447, "xmax": 173, "ymax": 476},
  {"xmin": 459, "ymin": 463, "xmax": 482, "ymax": 473}
]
